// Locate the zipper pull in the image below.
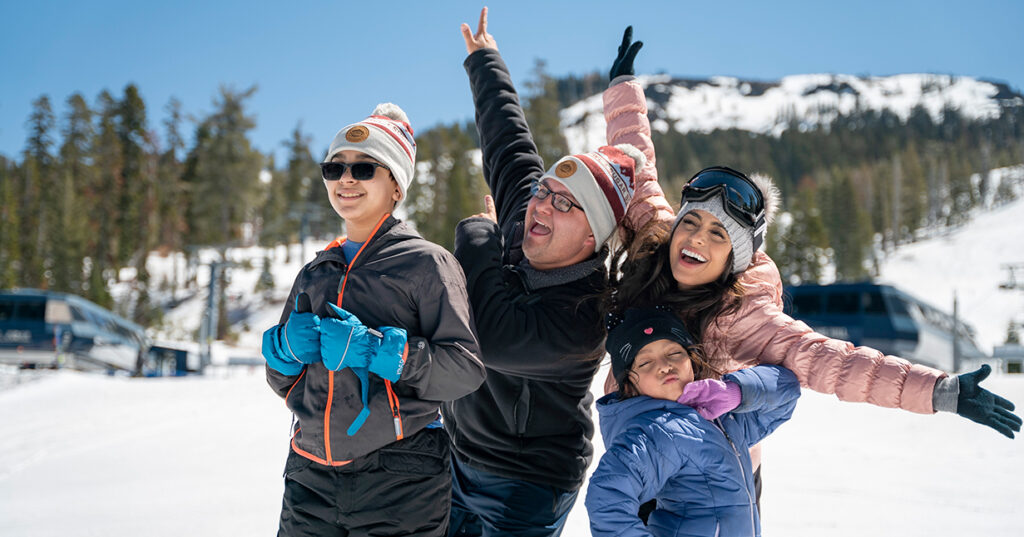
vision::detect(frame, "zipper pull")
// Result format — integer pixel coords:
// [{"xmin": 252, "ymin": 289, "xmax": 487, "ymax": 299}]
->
[{"xmin": 393, "ymin": 417, "xmax": 402, "ymax": 438}]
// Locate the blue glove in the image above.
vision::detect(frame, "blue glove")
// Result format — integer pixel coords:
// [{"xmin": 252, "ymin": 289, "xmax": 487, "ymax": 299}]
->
[
  {"xmin": 370, "ymin": 326, "xmax": 407, "ymax": 382},
  {"xmin": 318, "ymin": 303, "xmax": 383, "ymax": 436},
  {"xmin": 262, "ymin": 293, "xmax": 321, "ymax": 375},
  {"xmin": 956, "ymin": 365, "xmax": 1022, "ymax": 439},
  {"xmin": 609, "ymin": 26, "xmax": 643, "ymax": 81},
  {"xmin": 319, "ymin": 303, "xmax": 380, "ymax": 371}
]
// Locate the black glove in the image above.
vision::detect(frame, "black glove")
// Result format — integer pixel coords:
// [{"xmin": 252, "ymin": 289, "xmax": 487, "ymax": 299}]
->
[
  {"xmin": 956, "ymin": 365, "xmax": 1022, "ymax": 438},
  {"xmin": 609, "ymin": 26, "xmax": 643, "ymax": 81}
]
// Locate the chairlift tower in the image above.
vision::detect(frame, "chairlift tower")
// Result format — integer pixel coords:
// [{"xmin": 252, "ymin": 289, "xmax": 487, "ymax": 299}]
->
[
  {"xmin": 997, "ymin": 263, "xmax": 1024, "ymax": 341},
  {"xmin": 999, "ymin": 263, "xmax": 1024, "ymax": 291},
  {"xmin": 198, "ymin": 260, "xmax": 237, "ymax": 373}
]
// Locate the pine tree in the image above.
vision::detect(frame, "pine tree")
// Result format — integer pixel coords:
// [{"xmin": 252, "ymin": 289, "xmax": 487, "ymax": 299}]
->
[
  {"xmin": 180, "ymin": 87, "xmax": 262, "ymax": 339},
  {"xmin": 115, "ymin": 84, "xmax": 161, "ymax": 327},
  {"xmin": 85, "ymin": 91, "xmax": 122, "ymax": 308},
  {"xmin": 824, "ymin": 168, "xmax": 872, "ymax": 281},
  {"xmin": 156, "ymin": 98, "xmax": 186, "ymax": 253},
  {"xmin": 183, "ymin": 86, "xmax": 263, "ymax": 247},
  {"xmin": 773, "ymin": 176, "xmax": 828, "ymax": 284},
  {"xmin": 54, "ymin": 93, "xmax": 95, "ymax": 293},
  {"xmin": 288, "ymin": 126, "xmax": 334, "ymax": 241},
  {"xmin": 899, "ymin": 143, "xmax": 927, "ymax": 241},
  {"xmin": 22, "ymin": 96, "xmax": 57, "ymax": 289},
  {"xmin": 0, "ymin": 157, "xmax": 21, "ymax": 288},
  {"xmin": 523, "ymin": 59, "xmax": 569, "ymax": 168},
  {"xmin": 255, "ymin": 254, "xmax": 275, "ymax": 299},
  {"xmin": 406, "ymin": 122, "xmax": 487, "ymax": 250}
]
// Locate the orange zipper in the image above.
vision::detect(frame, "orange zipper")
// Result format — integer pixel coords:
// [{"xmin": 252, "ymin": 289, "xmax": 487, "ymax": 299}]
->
[{"xmin": 323, "ymin": 214, "xmax": 391, "ymax": 465}]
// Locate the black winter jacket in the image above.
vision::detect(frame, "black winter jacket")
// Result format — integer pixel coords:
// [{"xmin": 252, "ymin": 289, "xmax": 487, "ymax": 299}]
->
[
  {"xmin": 442, "ymin": 49, "xmax": 608, "ymax": 491},
  {"xmin": 267, "ymin": 215, "xmax": 485, "ymax": 465}
]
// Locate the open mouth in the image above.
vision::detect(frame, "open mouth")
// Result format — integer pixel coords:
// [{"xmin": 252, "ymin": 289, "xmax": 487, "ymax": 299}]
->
[
  {"xmin": 336, "ymin": 191, "xmax": 364, "ymax": 200},
  {"xmin": 680, "ymin": 248, "xmax": 708, "ymax": 264},
  {"xmin": 529, "ymin": 220, "xmax": 551, "ymax": 236}
]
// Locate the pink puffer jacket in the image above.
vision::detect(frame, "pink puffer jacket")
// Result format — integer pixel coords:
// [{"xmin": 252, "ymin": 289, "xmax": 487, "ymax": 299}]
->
[
  {"xmin": 603, "ymin": 79, "xmax": 675, "ymax": 231},
  {"xmin": 603, "ymin": 79, "xmax": 947, "ymax": 444},
  {"xmin": 713, "ymin": 251, "xmax": 945, "ymax": 414}
]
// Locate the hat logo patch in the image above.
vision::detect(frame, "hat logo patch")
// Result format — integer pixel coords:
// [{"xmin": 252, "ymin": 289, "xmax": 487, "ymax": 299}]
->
[
  {"xmin": 556, "ymin": 160, "xmax": 577, "ymax": 178},
  {"xmin": 643, "ymin": 327, "xmax": 653, "ymax": 335},
  {"xmin": 346, "ymin": 125, "xmax": 370, "ymax": 143}
]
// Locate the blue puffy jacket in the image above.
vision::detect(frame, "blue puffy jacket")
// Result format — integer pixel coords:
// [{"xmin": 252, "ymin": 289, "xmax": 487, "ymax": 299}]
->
[{"xmin": 585, "ymin": 365, "xmax": 800, "ymax": 537}]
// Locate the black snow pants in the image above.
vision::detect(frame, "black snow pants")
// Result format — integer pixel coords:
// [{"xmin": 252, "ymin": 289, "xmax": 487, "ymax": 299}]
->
[{"xmin": 278, "ymin": 427, "xmax": 452, "ymax": 537}]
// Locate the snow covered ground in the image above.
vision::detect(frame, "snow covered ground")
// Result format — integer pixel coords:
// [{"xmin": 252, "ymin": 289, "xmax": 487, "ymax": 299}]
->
[{"xmin": 1, "ymin": 364, "xmax": 1021, "ymax": 537}]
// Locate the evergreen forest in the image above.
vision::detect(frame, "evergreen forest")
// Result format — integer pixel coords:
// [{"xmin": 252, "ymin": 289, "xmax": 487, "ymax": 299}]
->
[{"xmin": 2, "ymin": 68, "xmax": 1023, "ymax": 331}]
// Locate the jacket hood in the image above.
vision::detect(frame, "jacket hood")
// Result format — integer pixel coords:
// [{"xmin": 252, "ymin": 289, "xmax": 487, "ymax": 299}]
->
[
  {"xmin": 596, "ymin": 392, "xmax": 697, "ymax": 443},
  {"xmin": 748, "ymin": 172, "xmax": 781, "ymax": 227}
]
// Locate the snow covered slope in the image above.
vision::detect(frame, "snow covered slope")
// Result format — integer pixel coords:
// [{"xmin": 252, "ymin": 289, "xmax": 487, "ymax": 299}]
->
[
  {"xmin": 874, "ymin": 170, "xmax": 1024, "ymax": 353},
  {"xmin": 562, "ymin": 73, "xmax": 1023, "ymax": 153}
]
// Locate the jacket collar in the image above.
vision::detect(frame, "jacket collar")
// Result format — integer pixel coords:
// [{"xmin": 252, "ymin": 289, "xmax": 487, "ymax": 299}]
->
[
  {"xmin": 513, "ymin": 247, "xmax": 608, "ymax": 292},
  {"xmin": 308, "ymin": 215, "xmax": 415, "ymax": 269}
]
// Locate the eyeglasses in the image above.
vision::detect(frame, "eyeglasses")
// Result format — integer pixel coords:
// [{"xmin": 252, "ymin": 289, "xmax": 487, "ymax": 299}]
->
[
  {"xmin": 320, "ymin": 161, "xmax": 389, "ymax": 181},
  {"xmin": 530, "ymin": 181, "xmax": 584, "ymax": 213},
  {"xmin": 680, "ymin": 167, "xmax": 764, "ymax": 229}
]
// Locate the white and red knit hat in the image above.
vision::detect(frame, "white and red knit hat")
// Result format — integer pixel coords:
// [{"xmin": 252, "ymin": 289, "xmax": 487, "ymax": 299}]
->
[
  {"xmin": 541, "ymin": 144, "xmax": 643, "ymax": 249},
  {"xmin": 324, "ymin": 103, "xmax": 417, "ymax": 207}
]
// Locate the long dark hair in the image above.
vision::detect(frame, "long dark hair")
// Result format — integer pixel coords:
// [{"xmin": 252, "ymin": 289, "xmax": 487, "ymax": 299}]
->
[{"xmin": 604, "ymin": 220, "xmax": 745, "ymax": 358}]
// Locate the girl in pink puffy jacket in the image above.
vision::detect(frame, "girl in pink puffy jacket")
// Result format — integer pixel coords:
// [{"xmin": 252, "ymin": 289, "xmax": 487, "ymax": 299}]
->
[{"xmin": 600, "ymin": 27, "xmax": 1021, "ymax": 506}]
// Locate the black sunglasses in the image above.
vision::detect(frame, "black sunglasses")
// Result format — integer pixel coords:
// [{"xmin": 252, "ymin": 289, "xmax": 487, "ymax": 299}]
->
[
  {"xmin": 320, "ymin": 161, "xmax": 389, "ymax": 181},
  {"xmin": 680, "ymin": 167, "xmax": 764, "ymax": 228},
  {"xmin": 530, "ymin": 180, "xmax": 584, "ymax": 213}
]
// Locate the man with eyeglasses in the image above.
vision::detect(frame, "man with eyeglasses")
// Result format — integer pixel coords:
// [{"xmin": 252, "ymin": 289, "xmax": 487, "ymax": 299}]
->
[{"xmin": 440, "ymin": 9, "xmax": 644, "ymax": 537}]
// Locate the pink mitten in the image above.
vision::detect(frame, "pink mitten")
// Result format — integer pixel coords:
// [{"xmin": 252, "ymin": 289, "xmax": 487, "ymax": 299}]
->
[{"xmin": 677, "ymin": 379, "xmax": 742, "ymax": 420}]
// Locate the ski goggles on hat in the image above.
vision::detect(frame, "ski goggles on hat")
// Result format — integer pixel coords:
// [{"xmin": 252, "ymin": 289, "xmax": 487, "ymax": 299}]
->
[
  {"xmin": 320, "ymin": 161, "xmax": 390, "ymax": 181},
  {"xmin": 680, "ymin": 166, "xmax": 765, "ymax": 229}
]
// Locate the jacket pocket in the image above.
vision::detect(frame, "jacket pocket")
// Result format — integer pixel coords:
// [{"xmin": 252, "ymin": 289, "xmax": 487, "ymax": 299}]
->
[
  {"xmin": 284, "ymin": 370, "xmax": 307, "ymax": 413},
  {"xmin": 282, "ymin": 450, "xmax": 314, "ymax": 478},
  {"xmin": 378, "ymin": 428, "xmax": 450, "ymax": 476},
  {"xmin": 513, "ymin": 380, "xmax": 531, "ymax": 435}
]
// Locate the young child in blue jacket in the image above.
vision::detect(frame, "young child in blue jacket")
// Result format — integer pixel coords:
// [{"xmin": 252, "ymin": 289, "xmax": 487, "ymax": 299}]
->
[{"xmin": 586, "ymin": 307, "xmax": 800, "ymax": 537}]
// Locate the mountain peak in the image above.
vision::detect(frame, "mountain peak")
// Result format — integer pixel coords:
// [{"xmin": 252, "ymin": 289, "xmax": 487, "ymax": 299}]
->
[{"xmin": 561, "ymin": 73, "xmax": 1024, "ymax": 153}]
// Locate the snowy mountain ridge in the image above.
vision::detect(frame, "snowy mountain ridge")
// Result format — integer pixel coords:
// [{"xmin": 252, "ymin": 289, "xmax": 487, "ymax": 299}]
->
[{"xmin": 561, "ymin": 73, "xmax": 1023, "ymax": 153}]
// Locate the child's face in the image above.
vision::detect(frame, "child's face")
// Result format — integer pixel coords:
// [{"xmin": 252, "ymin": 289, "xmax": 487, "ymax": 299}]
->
[
  {"xmin": 630, "ymin": 339, "xmax": 694, "ymax": 401},
  {"xmin": 324, "ymin": 150, "xmax": 401, "ymax": 229}
]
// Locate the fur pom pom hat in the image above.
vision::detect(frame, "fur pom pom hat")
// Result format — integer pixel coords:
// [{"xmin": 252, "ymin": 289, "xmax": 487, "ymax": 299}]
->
[
  {"xmin": 324, "ymin": 103, "xmax": 416, "ymax": 207},
  {"xmin": 672, "ymin": 166, "xmax": 780, "ymax": 274},
  {"xmin": 541, "ymin": 144, "xmax": 644, "ymax": 249}
]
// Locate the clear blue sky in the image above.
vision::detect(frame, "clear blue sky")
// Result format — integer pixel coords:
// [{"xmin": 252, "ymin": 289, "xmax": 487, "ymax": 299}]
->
[{"xmin": 2, "ymin": 0, "xmax": 1022, "ymax": 163}]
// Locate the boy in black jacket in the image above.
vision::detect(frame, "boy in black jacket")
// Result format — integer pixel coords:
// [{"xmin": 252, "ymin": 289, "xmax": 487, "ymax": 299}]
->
[
  {"xmin": 262, "ymin": 103, "xmax": 486, "ymax": 537},
  {"xmin": 442, "ymin": 9, "xmax": 645, "ymax": 537}
]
